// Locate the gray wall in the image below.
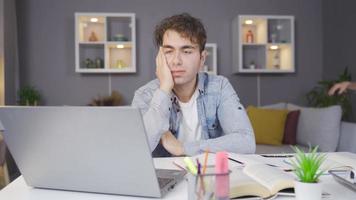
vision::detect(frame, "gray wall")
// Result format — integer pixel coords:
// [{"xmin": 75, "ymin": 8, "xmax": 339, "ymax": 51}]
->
[
  {"xmin": 3, "ymin": 0, "xmax": 19, "ymax": 105},
  {"xmin": 323, "ymin": 0, "xmax": 356, "ymax": 121},
  {"xmin": 0, "ymin": 0, "xmax": 3, "ymax": 105},
  {"xmin": 16, "ymin": 0, "xmax": 323, "ymax": 107}
]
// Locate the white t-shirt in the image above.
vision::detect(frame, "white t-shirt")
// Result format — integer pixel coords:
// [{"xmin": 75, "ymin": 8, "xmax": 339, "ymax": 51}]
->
[{"xmin": 177, "ymin": 89, "xmax": 202, "ymax": 143}]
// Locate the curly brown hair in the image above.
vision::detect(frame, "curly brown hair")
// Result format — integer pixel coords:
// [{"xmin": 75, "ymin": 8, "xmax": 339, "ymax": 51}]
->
[{"xmin": 154, "ymin": 13, "xmax": 207, "ymax": 52}]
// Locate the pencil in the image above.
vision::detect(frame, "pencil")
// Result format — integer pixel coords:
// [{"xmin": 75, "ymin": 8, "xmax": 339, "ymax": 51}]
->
[{"xmin": 202, "ymin": 149, "xmax": 209, "ymax": 174}]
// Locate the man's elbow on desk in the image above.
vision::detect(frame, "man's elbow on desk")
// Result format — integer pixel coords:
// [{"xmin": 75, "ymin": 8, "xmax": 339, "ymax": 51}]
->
[{"xmin": 229, "ymin": 133, "xmax": 256, "ymax": 154}]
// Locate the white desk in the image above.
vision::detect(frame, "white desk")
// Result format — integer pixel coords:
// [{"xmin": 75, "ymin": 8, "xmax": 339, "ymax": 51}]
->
[{"xmin": 1, "ymin": 156, "xmax": 356, "ymax": 199}]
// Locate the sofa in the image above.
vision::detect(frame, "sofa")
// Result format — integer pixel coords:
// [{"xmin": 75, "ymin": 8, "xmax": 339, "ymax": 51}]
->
[{"xmin": 248, "ymin": 103, "xmax": 356, "ymax": 154}]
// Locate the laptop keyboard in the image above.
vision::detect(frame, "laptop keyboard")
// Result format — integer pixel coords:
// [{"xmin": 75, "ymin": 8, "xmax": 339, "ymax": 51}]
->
[{"xmin": 158, "ymin": 177, "xmax": 173, "ymax": 188}]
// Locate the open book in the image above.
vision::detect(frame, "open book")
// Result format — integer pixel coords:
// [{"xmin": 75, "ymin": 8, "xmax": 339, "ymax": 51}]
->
[
  {"xmin": 229, "ymin": 164, "xmax": 294, "ymax": 199},
  {"xmin": 321, "ymin": 152, "xmax": 356, "ymax": 170}
]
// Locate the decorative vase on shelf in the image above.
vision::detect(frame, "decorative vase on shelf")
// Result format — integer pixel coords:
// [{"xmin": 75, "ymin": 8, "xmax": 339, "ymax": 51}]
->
[
  {"xmin": 249, "ymin": 61, "xmax": 256, "ymax": 69},
  {"xmin": 88, "ymin": 31, "xmax": 98, "ymax": 42},
  {"xmin": 272, "ymin": 51, "xmax": 280, "ymax": 69},
  {"xmin": 246, "ymin": 30, "xmax": 254, "ymax": 43},
  {"xmin": 270, "ymin": 33, "xmax": 277, "ymax": 43},
  {"xmin": 116, "ymin": 59, "xmax": 126, "ymax": 68},
  {"xmin": 84, "ymin": 58, "xmax": 95, "ymax": 68},
  {"xmin": 113, "ymin": 34, "xmax": 128, "ymax": 41},
  {"xmin": 270, "ymin": 25, "xmax": 279, "ymax": 43},
  {"xmin": 95, "ymin": 57, "xmax": 104, "ymax": 68}
]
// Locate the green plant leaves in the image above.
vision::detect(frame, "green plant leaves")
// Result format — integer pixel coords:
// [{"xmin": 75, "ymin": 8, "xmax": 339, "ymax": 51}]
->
[
  {"xmin": 306, "ymin": 67, "xmax": 352, "ymax": 121},
  {"xmin": 290, "ymin": 146, "xmax": 326, "ymax": 183},
  {"xmin": 17, "ymin": 86, "xmax": 41, "ymax": 106}
]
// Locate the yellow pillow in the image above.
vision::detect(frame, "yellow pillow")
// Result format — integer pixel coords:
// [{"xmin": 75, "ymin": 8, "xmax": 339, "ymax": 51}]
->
[{"xmin": 247, "ymin": 106, "xmax": 289, "ymax": 145}]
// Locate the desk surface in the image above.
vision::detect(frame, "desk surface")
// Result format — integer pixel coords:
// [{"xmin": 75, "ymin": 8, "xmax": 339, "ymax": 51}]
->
[{"xmin": 1, "ymin": 156, "xmax": 356, "ymax": 199}]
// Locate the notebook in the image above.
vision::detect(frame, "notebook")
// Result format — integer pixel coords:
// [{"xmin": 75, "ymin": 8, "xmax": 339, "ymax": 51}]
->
[{"xmin": 0, "ymin": 106, "xmax": 185, "ymax": 197}]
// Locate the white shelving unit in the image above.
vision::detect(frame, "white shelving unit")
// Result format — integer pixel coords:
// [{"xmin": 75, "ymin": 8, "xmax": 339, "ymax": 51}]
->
[
  {"xmin": 202, "ymin": 43, "xmax": 217, "ymax": 75},
  {"xmin": 75, "ymin": 12, "xmax": 136, "ymax": 73},
  {"xmin": 232, "ymin": 15, "xmax": 294, "ymax": 73}
]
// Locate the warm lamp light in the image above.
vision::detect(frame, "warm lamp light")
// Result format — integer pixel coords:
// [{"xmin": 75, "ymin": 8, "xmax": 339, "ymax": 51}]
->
[
  {"xmin": 245, "ymin": 20, "xmax": 253, "ymax": 25},
  {"xmin": 90, "ymin": 18, "xmax": 98, "ymax": 23},
  {"xmin": 116, "ymin": 44, "xmax": 125, "ymax": 49},
  {"xmin": 270, "ymin": 45, "xmax": 279, "ymax": 50}
]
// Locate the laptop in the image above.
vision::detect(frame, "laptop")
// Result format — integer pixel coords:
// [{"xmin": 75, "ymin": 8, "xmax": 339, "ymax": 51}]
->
[{"xmin": 0, "ymin": 106, "xmax": 185, "ymax": 198}]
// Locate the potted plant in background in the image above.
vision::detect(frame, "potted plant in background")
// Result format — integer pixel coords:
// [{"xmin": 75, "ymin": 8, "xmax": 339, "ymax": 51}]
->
[
  {"xmin": 290, "ymin": 146, "xmax": 326, "ymax": 200},
  {"xmin": 87, "ymin": 90, "xmax": 122, "ymax": 106},
  {"xmin": 306, "ymin": 67, "xmax": 352, "ymax": 121},
  {"xmin": 17, "ymin": 86, "xmax": 41, "ymax": 106}
]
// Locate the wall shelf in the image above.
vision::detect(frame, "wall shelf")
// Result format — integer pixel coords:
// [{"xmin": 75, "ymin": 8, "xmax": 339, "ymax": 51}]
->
[
  {"xmin": 75, "ymin": 12, "xmax": 136, "ymax": 73},
  {"xmin": 232, "ymin": 15, "xmax": 295, "ymax": 73}
]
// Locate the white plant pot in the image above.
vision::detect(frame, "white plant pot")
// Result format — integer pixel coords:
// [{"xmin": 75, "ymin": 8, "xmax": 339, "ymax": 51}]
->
[{"xmin": 294, "ymin": 180, "xmax": 322, "ymax": 200}]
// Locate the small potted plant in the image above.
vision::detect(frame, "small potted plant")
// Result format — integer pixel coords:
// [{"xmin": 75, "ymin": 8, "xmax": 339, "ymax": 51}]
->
[
  {"xmin": 87, "ymin": 90, "xmax": 122, "ymax": 106},
  {"xmin": 17, "ymin": 86, "xmax": 41, "ymax": 106},
  {"xmin": 290, "ymin": 146, "xmax": 326, "ymax": 200}
]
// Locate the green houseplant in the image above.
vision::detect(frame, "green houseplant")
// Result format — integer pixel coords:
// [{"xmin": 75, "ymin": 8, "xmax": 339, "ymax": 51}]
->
[
  {"xmin": 290, "ymin": 146, "xmax": 326, "ymax": 200},
  {"xmin": 306, "ymin": 67, "xmax": 352, "ymax": 121},
  {"xmin": 17, "ymin": 86, "xmax": 41, "ymax": 106},
  {"xmin": 87, "ymin": 90, "xmax": 122, "ymax": 106}
]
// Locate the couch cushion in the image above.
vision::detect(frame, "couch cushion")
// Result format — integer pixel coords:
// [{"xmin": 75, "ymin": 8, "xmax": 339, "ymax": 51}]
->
[
  {"xmin": 262, "ymin": 102, "xmax": 287, "ymax": 110},
  {"xmin": 247, "ymin": 106, "xmax": 289, "ymax": 145},
  {"xmin": 256, "ymin": 144, "xmax": 309, "ymax": 154},
  {"xmin": 287, "ymin": 104, "xmax": 342, "ymax": 152},
  {"xmin": 262, "ymin": 103, "xmax": 300, "ymax": 145},
  {"xmin": 283, "ymin": 110, "xmax": 300, "ymax": 145},
  {"xmin": 337, "ymin": 122, "xmax": 356, "ymax": 153}
]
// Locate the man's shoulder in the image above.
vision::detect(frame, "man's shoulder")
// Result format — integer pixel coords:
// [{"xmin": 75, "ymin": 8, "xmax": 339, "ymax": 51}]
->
[
  {"xmin": 135, "ymin": 79, "xmax": 160, "ymax": 95},
  {"xmin": 202, "ymin": 73, "xmax": 230, "ymax": 90}
]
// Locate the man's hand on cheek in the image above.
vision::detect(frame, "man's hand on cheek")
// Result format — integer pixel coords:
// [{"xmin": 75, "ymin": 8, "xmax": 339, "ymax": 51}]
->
[
  {"xmin": 155, "ymin": 47, "xmax": 174, "ymax": 94},
  {"xmin": 161, "ymin": 131, "xmax": 184, "ymax": 156}
]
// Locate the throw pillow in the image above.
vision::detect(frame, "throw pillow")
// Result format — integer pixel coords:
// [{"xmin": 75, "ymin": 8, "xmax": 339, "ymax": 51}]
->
[
  {"xmin": 247, "ymin": 106, "xmax": 289, "ymax": 145},
  {"xmin": 287, "ymin": 103, "xmax": 342, "ymax": 152},
  {"xmin": 262, "ymin": 103, "xmax": 300, "ymax": 145},
  {"xmin": 283, "ymin": 110, "xmax": 300, "ymax": 145}
]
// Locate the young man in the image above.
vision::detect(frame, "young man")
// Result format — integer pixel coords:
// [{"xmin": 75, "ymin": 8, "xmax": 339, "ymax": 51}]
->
[{"xmin": 132, "ymin": 13, "xmax": 255, "ymax": 157}]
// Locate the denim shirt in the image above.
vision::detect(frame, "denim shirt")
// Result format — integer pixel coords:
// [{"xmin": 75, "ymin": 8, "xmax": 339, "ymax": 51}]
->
[{"xmin": 132, "ymin": 72, "xmax": 256, "ymax": 156}]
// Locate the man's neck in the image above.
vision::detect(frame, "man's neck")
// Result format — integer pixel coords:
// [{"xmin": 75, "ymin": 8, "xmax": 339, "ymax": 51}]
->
[{"xmin": 173, "ymin": 76, "xmax": 198, "ymax": 103}]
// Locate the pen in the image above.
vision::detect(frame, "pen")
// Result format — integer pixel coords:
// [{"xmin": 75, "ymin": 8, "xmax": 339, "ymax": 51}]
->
[
  {"xmin": 172, "ymin": 161, "xmax": 186, "ymax": 171},
  {"xmin": 196, "ymin": 159, "xmax": 201, "ymax": 174},
  {"xmin": 228, "ymin": 157, "xmax": 244, "ymax": 165},
  {"xmin": 202, "ymin": 149, "xmax": 209, "ymax": 174},
  {"xmin": 261, "ymin": 154, "xmax": 294, "ymax": 158}
]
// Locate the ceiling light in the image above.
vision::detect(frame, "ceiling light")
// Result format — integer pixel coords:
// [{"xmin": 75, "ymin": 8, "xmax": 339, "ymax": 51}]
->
[{"xmin": 116, "ymin": 44, "xmax": 125, "ymax": 49}]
